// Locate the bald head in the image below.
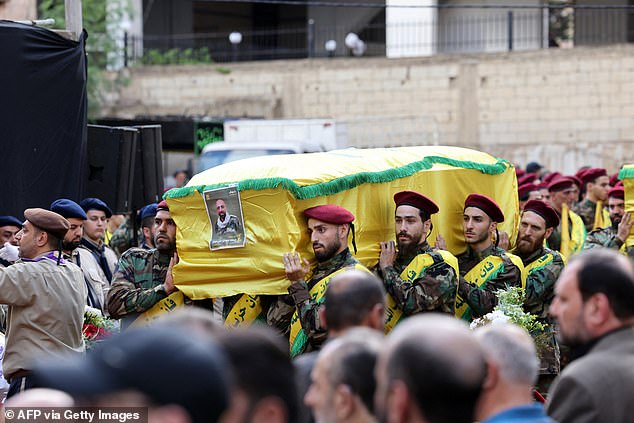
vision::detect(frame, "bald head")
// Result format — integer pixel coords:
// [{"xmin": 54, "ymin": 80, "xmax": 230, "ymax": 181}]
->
[
  {"xmin": 324, "ymin": 269, "xmax": 386, "ymax": 333},
  {"xmin": 475, "ymin": 323, "xmax": 538, "ymax": 386},
  {"xmin": 376, "ymin": 314, "xmax": 486, "ymax": 423}
]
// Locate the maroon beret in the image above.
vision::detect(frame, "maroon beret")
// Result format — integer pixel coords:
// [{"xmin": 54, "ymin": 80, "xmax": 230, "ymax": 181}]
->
[
  {"xmin": 609, "ymin": 172, "xmax": 620, "ymax": 188},
  {"xmin": 464, "ymin": 194, "xmax": 504, "ymax": 223},
  {"xmin": 523, "ymin": 200, "xmax": 560, "ymax": 229},
  {"xmin": 570, "ymin": 175, "xmax": 583, "ymax": 189},
  {"xmin": 24, "ymin": 208, "xmax": 70, "ymax": 240},
  {"xmin": 157, "ymin": 200, "xmax": 169, "ymax": 212},
  {"xmin": 515, "ymin": 168, "xmax": 526, "ymax": 178},
  {"xmin": 608, "ymin": 186, "xmax": 624, "ymax": 200},
  {"xmin": 581, "ymin": 168, "xmax": 608, "ymax": 185},
  {"xmin": 542, "ymin": 172, "xmax": 561, "ymax": 185},
  {"xmin": 575, "ymin": 168, "xmax": 590, "ymax": 179},
  {"xmin": 304, "ymin": 205, "xmax": 354, "ymax": 224},
  {"xmin": 517, "ymin": 173, "xmax": 537, "ymax": 186},
  {"xmin": 518, "ymin": 183, "xmax": 538, "ymax": 199},
  {"xmin": 394, "ymin": 191, "xmax": 439, "ymax": 215},
  {"xmin": 548, "ymin": 176, "xmax": 575, "ymax": 192},
  {"xmin": 535, "ymin": 181, "xmax": 549, "ymax": 190}
]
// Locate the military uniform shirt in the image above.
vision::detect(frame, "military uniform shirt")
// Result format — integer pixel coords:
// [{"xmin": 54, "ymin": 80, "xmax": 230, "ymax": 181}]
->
[
  {"xmin": 267, "ymin": 248, "xmax": 360, "ymax": 350},
  {"xmin": 0, "ymin": 254, "xmax": 86, "ymax": 378},
  {"xmin": 376, "ymin": 242, "xmax": 458, "ymax": 315},
  {"xmin": 457, "ymin": 244, "xmax": 522, "ymax": 318},
  {"xmin": 107, "ymin": 248, "xmax": 171, "ymax": 328},
  {"xmin": 517, "ymin": 246, "xmax": 565, "ymax": 375},
  {"xmin": 573, "ymin": 198, "xmax": 606, "ymax": 233},
  {"xmin": 585, "ymin": 225, "xmax": 624, "ymax": 251}
]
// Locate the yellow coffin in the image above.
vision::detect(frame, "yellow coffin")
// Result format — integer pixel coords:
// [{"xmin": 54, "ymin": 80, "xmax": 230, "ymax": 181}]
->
[{"xmin": 164, "ymin": 146, "xmax": 518, "ymax": 299}]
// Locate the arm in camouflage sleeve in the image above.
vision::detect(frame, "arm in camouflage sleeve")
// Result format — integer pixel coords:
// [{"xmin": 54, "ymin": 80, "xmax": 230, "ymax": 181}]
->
[
  {"xmin": 108, "ymin": 217, "xmax": 134, "ymax": 256},
  {"xmin": 457, "ymin": 255, "xmax": 522, "ymax": 318},
  {"xmin": 106, "ymin": 253, "xmax": 168, "ymax": 319},
  {"xmin": 381, "ymin": 262, "xmax": 458, "ymax": 314},
  {"xmin": 584, "ymin": 230, "xmax": 622, "ymax": 251},
  {"xmin": 573, "ymin": 202, "xmax": 594, "ymax": 234},
  {"xmin": 288, "ymin": 281, "xmax": 327, "ymax": 348},
  {"xmin": 266, "ymin": 294, "xmax": 296, "ymax": 336}
]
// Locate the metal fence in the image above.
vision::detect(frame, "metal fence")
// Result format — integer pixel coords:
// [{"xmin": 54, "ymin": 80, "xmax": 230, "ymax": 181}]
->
[{"xmin": 121, "ymin": 5, "xmax": 634, "ymax": 66}]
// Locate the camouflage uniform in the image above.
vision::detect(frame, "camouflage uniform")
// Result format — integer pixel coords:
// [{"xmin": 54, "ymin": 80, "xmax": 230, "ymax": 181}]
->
[
  {"xmin": 573, "ymin": 198, "xmax": 606, "ymax": 233},
  {"xmin": 375, "ymin": 242, "xmax": 458, "ymax": 315},
  {"xmin": 109, "ymin": 218, "xmax": 153, "ymax": 256},
  {"xmin": 517, "ymin": 246, "xmax": 565, "ymax": 376},
  {"xmin": 546, "ymin": 210, "xmax": 586, "ymax": 255},
  {"xmin": 456, "ymin": 245, "xmax": 522, "ymax": 318},
  {"xmin": 109, "ymin": 218, "xmax": 134, "ymax": 256},
  {"xmin": 214, "ymin": 215, "xmax": 241, "ymax": 236},
  {"xmin": 107, "ymin": 248, "xmax": 172, "ymax": 329},
  {"xmin": 267, "ymin": 248, "xmax": 360, "ymax": 351},
  {"xmin": 585, "ymin": 225, "xmax": 624, "ymax": 251}
]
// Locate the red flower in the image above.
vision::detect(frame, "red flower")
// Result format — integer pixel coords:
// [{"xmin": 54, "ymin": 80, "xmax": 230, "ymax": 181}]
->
[{"xmin": 83, "ymin": 323, "xmax": 99, "ymax": 340}]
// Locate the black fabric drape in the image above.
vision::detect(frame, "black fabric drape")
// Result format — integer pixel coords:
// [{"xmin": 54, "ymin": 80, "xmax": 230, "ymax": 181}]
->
[{"xmin": 0, "ymin": 21, "xmax": 87, "ymax": 217}]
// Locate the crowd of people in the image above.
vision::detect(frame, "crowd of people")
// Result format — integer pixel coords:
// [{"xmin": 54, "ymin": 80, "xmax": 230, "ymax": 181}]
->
[{"xmin": 0, "ymin": 160, "xmax": 632, "ymax": 423}]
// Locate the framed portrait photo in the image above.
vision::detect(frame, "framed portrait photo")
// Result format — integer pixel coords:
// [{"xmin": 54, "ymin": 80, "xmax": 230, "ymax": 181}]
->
[{"xmin": 203, "ymin": 186, "xmax": 246, "ymax": 250}]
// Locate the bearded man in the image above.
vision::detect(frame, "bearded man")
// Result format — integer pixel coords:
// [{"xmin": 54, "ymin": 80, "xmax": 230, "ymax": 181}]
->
[
  {"xmin": 107, "ymin": 200, "xmax": 178, "ymax": 329},
  {"xmin": 512, "ymin": 200, "xmax": 566, "ymax": 391},
  {"xmin": 585, "ymin": 185, "xmax": 634, "ymax": 259},
  {"xmin": 267, "ymin": 205, "xmax": 366, "ymax": 356},
  {"xmin": 376, "ymin": 190, "xmax": 458, "ymax": 321}
]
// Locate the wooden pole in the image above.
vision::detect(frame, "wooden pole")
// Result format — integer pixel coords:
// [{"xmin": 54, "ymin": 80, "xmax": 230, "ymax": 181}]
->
[{"xmin": 64, "ymin": 0, "xmax": 83, "ymax": 41}]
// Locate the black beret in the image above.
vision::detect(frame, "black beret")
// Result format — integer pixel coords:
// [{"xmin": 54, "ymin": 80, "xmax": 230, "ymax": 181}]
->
[
  {"xmin": 0, "ymin": 216, "xmax": 23, "ymax": 228},
  {"xmin": 51, "ymin": 199, "xmax": 87, "ymax": 220},
  {"xmin": 80, "ymin": 198, "xmax": 113, "ymax": 218}
]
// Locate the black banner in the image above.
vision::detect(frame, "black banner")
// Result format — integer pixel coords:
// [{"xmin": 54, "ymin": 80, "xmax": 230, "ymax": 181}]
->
[{"xmin": 0, "ymin": 21, "xmax": 87, "ymax": 217}]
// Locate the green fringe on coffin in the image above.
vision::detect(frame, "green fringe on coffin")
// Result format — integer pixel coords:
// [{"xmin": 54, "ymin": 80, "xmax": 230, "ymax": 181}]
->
[
  {"xmin": 164, "ymin": 156, "xmax": 511, "ymax": 201},
  {"xmin": 618, "ymin": 167, "xmax": 634, "ymax": 181}
]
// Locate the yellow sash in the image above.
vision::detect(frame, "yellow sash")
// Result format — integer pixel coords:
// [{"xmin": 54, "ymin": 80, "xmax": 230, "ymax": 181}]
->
[
  {"xmin": 224, "ymin": 294, "xmax": 263, "ymax": 328},
  {"xmin": 525, "ymin": 252, "xmax": 554, "ymax": 275},
  {"xmin": 384, "ymin": 250, "xmax": 459, "ymax": 334},
  {"xmin": 569, "ymin": 210, "xmax": 586, "ymax": 256},
  {"xmin": 592, "ymin": 200, "xmax": 611, "ymax": 231},
  {"xmin": 455, "ymin": 253, "xmax": 525, "ymax": 321},
  {"xmin": 561, "ymin": 203, "xmax": 570, "ymax": 257},
  {"xmin": 129, "ymin": 291, "xmax": 185, "ymax": 329},
  {"xmin": 558, "ymin": 205, "xmax": 586, "ymax": 258},
  {"xmin": 289, "ymin": 264, "xmax": 368, "ymax": 357}
]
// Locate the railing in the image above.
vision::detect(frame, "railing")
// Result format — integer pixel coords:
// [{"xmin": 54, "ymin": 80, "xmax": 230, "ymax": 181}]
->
[{"xmin": 119, "ymin": 5, "xmax": 634, "ymax": 66}]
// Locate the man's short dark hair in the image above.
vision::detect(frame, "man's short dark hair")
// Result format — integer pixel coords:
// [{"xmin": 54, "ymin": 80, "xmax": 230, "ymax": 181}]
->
[
  {"xmin": 324, "ymin": 270, "xmax": 386, "ymax": 331},
  {"xmin": 46, "ymin": 233, "xmax": 61, "ymax": 251},
  {"xmin": 218, "ymin": 326, "xmax": 298, "ymax": 422},
  {"xmin": 574, "ymin": 249, "xmax": 634, "ymax": 319},
  {"xmin": 387, "ymin": 339, "xmax": 486, "ymax": 423},
  {"xmin": 325, "ymin": 330, "xmax": 382, "ymax": 414},
  {"xmin": 141, "ymin": 215, "xmax": 155, "ymax": 229}
]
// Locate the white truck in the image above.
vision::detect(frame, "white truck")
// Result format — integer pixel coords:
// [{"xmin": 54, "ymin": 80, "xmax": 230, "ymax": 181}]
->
[{"xmin": 196, "ymin": 119, "xmax": 347, "ymax": 173}]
